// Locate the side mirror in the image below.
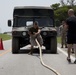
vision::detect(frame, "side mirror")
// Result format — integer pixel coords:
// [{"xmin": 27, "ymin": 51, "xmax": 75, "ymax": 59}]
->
[{"xmin": 8, "ymin": 20, "xmax": 12, "ymax": 27}]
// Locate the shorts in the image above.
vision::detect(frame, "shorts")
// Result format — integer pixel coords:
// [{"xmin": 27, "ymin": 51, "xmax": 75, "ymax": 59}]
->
[
  {"xmin": 30, "ymin": 34, "xmax": 43, "ymax": 46},
  {"xmin": 67, "ymin": 35, "xmax": 76, "ymax": 44}
]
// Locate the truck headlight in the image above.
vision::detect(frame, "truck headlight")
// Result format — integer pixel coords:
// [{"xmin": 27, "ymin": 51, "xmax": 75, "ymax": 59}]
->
[
  {"xmin": 22, "ymin": 32, "xmax": 26, "ymax": 36},
  {"xmin": 43, "ymin": 32, "xmax": 47, "ymax": 36}
]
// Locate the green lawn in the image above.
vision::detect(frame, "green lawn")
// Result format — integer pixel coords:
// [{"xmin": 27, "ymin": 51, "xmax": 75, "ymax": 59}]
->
[
  {"xmin": 0, "ymin": 33, "xmax": 61, "ymax": 43},
  {"xmin": 57, "ymin": 36, "xmax": 61, "ymax": 43},
  {"xmin": 0, "ymin": 34, "xmax": 12, "ymax": 41}
]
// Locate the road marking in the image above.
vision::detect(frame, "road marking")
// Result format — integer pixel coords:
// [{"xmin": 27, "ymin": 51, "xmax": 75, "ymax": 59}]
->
[
  {"xmin": 0, "ymin": 47, "xmax": 75, "ymax": 61},
  {"xmin": 57, "ymin": 47, "xmax": 75, "ymax": 61},
  {"xmin": 0, "ymin": 49, "xmax": 11, "ymax": 56}
]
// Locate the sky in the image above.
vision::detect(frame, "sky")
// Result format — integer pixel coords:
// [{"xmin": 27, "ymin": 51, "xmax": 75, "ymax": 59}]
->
[{"xmin": 0, "ymin": 0, "xmax": 62, "ymax": 33}]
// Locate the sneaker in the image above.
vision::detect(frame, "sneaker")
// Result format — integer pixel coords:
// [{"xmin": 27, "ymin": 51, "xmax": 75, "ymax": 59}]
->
[
  {"xmin": 74, "ymin": 60, "xmax": 76, "ymax": 64},
  {"xmin": 67, "ymin": 57, "xmax": 71, "ymax": 63}
]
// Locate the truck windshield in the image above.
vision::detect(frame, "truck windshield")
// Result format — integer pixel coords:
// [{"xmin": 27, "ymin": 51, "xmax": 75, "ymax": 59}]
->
[
  {"xmin": 13, "ymin": 8, "xmax": 54, "ymax": 27},
  {"xmin": 13, "ymin": 17, "xmax": 53, "ymax": 27}
]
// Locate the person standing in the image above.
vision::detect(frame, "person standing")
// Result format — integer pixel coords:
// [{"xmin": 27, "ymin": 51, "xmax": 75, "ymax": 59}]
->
[
  {"xmin": 28, "ymin": 21, "xmax": 43, "ymax": 55},
  {"xmin": 65, "ymin": 9, "xmax": 76, "ymax": 63},
  {"xmin": 59, "ymin": 21, "xmax": 67, "ymax": 48}
]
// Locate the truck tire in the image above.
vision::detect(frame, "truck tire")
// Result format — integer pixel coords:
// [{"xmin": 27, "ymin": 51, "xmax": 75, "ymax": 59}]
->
[
  {"xmin": 50, "ymin": 37, "xmax": 57, "ymax": 53},
  {"xmin": 12, "ymin": 37, "xmax": 19, "ymax": 54},
  {"xmin": 45, "ymin": 38, "xmax": 50, "ymax": 50}
]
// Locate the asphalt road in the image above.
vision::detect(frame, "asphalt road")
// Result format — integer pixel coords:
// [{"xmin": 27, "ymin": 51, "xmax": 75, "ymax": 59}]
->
[{"xmin": 0, "ymin": 40, "xmax": 76, "ymax": 75}]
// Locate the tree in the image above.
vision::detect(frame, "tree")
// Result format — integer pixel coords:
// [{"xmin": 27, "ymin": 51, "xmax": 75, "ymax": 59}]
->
[
  {"xmin": 51, "ymin": 3, "xmax": 60, "ymax": 10},
  {"xmin": 60, "ymin": 0, "xmax": 76, "ymax": 6},
  {"xmin": 50, "ymin": 2, "xmax": 76, "ymax": 27},
  {"xmin": 60, "ymin": 0, "xmax": 65, "ymax": 6},
  {"xmin": 60, "ymin": 0, "xmax": 70, "ymax": 6},
  {"xmin": 68, "ymin": 0, "xmax": 76, "ymax": 6},
  {"xmin": 54, "ymin": 6, "xmax": 68, "ymax": 21}
]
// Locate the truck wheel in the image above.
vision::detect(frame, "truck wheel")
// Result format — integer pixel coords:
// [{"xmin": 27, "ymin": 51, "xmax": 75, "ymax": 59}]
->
[
  {"xmin": 45, "ymin": 37, "xmax": 50, "ymax": 50},
  {"xmin": 50, "ymin": 37, "xmax": 57, "ymax": 53},
  {"xmin": 12, "ymin": 37, "xmax": 19, "ymax": 54},
  {"xmin": 45, "ymin": 38, "xmax": 51, "ymax": 51}
]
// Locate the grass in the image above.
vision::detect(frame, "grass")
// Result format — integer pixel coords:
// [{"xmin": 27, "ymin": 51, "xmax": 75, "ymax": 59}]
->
[
  {"xmin": 0, "ymin": 33, "xmax": 61, "ymax": 43},
  {"xmin": 0, "ymin": 34, "xmax": 12, "ymax": 41},
  {"xmin": 57, "ymin": 36, "xmax": 61, "ymax": 43}
]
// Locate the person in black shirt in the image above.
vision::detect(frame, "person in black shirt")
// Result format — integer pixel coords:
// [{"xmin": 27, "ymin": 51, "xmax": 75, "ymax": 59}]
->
[
  {"xmin": 28, "ymin": 21, "xmax": 43, "ymax": 55},
  {"xmin": 65, "ymin": 9, "xmax": 76, "ymax": 63}
]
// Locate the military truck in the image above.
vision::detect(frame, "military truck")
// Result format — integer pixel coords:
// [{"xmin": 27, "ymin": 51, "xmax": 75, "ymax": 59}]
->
[{"xmin": 8, "ymin": 6, "xmax": 57, "ymax": 54}]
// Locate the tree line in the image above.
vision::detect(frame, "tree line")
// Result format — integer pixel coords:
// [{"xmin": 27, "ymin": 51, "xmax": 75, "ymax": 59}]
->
[{"xmin": 51, "ymin": 0, "xmax": 76, "ymax": 27}]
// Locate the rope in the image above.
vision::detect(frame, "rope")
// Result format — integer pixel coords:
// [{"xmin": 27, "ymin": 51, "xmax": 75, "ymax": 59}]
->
[{"xmin": 35, "ymin": 39, "xmax": 61, "ymax": 75}]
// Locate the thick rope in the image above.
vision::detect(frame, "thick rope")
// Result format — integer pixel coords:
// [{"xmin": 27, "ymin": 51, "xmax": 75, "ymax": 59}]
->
[{"xmin": 35, "ymin": 39, "xmax": 61, "ymax": 75}]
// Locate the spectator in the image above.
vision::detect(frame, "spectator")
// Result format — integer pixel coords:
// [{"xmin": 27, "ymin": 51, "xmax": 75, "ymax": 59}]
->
[
  {"xmin": 59, "ymin": 21, "xmax": 67, "ymax": 48},
  {"xmin": 65, "ymin": 9, "xmax": 76, "ymax": 63}
]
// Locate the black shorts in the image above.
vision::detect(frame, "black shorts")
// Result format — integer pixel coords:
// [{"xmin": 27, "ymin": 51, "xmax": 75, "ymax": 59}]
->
[{"xmin": 67, "ymin": 36, "xmax": 76, "ymax": 44}]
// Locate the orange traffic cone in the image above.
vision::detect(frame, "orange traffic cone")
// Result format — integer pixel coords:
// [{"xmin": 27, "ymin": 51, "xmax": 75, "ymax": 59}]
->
[{"xmin": 0, "ymin": 38, "xmax": 4, "ymax": 50}]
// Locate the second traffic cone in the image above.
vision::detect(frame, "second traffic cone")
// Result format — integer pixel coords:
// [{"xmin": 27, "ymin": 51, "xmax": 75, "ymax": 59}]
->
[{"xmin": 0, "ymin": 38, "xmax": 4, "ymax": 50}]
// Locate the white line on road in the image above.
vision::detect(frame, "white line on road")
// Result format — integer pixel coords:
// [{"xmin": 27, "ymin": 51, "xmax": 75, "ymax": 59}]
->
[{"xmin": 57, "ymin": 47, "xmax": 75, "ymax": 61}]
